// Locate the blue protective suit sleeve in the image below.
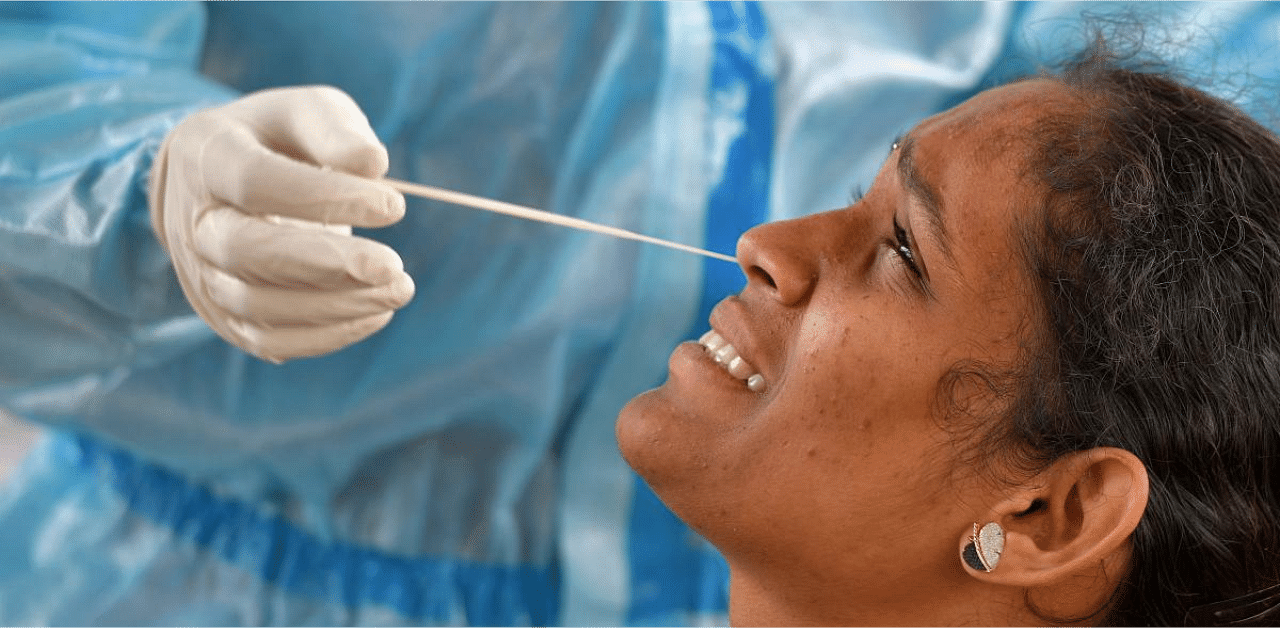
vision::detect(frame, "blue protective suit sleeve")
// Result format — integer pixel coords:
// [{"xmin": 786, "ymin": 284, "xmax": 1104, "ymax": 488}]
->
[{"xmin": 0, "ymin": 1, "xmax": 237, "ymax": 414}]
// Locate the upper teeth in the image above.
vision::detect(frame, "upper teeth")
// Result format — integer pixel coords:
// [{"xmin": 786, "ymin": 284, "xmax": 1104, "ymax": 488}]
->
[{"xmin": 699, "ymin": 330, "xmax": 766, "ymax": 393}]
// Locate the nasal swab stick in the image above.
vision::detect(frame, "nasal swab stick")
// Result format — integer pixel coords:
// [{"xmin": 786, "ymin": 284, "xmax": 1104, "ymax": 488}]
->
[{"xmin": 383, "ymin": 178, "xmax": 738, "ymax": 264}]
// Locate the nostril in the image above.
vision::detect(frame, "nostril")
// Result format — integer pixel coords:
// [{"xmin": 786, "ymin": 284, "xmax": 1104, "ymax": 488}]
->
[
  {"xmin": 747, "ymin": 264, "xmax": 777, "ymax": 290},
  {"xmin": 736, "ymin": 213, "xmax": 828, "ymax": 305}
]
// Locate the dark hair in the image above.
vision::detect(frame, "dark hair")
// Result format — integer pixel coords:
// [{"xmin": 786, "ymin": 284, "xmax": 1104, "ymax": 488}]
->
[{"xmin": 982, "ymin": 44, "xmax": 1280, "ymax": 625}]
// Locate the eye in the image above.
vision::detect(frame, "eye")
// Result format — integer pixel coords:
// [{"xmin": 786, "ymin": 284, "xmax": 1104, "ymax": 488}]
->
[{"xmin": 893, "ymin": 216, "xmax": 924, "ymax": 281}]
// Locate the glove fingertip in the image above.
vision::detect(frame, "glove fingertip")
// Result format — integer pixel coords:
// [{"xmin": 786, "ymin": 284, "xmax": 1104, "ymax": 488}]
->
[
  {"xmin": 383, "ymin": 189, "xmax": 406, "ymax": 224},
  {"xmin": 388, "ymin": 271, "xmax": 416, "ymax": 308},
  {"xmin": 351, "ymin": 243, "xmax": 406, "ymax": 285},
  {"xmin": 339, "ymin": 141, "xmax": 390, "ymax": 179},
  {"xmin": 343, "ymin": 183, "xmax": 403, "ymax": 228}
]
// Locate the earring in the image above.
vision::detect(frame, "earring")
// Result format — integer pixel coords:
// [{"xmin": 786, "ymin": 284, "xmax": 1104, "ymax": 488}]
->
[{"xmin": 962, "ymin": 522, "xmax": 1005, "ymax": 572}]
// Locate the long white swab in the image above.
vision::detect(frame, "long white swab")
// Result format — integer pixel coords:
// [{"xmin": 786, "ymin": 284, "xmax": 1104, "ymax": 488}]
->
[{"xmin": 383, "ymin": 178, "xmax": 738, "ymax": 264}]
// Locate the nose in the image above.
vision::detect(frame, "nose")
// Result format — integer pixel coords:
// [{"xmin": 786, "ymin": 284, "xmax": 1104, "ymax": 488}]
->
[{"xmin": 735, "ymin": 214, "xmax": 823, "ymax": 306}]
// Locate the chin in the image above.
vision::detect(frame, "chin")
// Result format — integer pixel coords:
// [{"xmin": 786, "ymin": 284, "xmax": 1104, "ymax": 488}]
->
[
  {"xmin": 616, "ymin": 385, "xmax": 707, "ymax": 493},
  {"xmin": 616, "ymin": 386, "xmax": 740, "ymax": 542},
  {"xmin": 616, "ymin": 387, "xmax": 675, "ymax": 482}
]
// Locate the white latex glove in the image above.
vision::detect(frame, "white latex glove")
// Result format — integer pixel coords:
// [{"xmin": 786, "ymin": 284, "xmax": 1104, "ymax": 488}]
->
[{"xmin": 149, "ymin": 85, "xmax": 414, "ymax": 362}]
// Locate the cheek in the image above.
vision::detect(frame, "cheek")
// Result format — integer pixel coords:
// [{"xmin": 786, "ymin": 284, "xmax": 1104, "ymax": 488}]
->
[
  {"xmin": 788, "ymin": 307, "xmax": 967, "ymax": 464},
  {"xmin": 786, "ymin": 302, "xmax": 946, "ymax": 426}
]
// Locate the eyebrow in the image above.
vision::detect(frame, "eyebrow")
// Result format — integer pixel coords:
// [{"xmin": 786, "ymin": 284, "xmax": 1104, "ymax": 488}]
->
[{"xmin": 896, "ymin": 135, "xmax": 956, "ymax": 274}]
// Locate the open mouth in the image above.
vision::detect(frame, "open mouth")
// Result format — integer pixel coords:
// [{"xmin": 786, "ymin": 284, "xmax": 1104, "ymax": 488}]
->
[{"xmin": 699, "ymin": 330, "xmax": 766, "ymax": 393}]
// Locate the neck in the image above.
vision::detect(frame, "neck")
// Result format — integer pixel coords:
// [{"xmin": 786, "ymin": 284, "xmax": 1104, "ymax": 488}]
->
[
  {"xmin": 726, "ymin": 564, "xmax": 1029, "ymax": 626},
  {"xmin": 728, "ymin": 571, "xmax": 841, "ymax": 626}
]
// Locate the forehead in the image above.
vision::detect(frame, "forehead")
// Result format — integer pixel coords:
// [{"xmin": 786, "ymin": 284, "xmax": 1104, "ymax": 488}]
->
[
  {"xmin": 905, "ymin": 79, "xmax": 1078, "ymax": 292},
  {"xmin": 915, "ymin": 79, "xmax": 1077, "ymax": 172}
]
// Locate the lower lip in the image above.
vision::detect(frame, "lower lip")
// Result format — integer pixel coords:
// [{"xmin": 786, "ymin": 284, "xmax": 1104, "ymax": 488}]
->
[{"xmin": 669, "ymin": 341, "xmax": 751, "ymax": 392}]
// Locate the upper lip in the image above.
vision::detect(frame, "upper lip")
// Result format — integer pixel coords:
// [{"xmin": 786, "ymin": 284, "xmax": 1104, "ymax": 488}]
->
[{"xmin": 708, "ymin": 296, "xmax": 766, "ymax": 382}]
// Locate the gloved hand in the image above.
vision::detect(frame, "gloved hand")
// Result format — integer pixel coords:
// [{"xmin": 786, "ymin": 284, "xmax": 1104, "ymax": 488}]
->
[{"xmin": 148, "ymin": 85, "xmax": 414, "ymax": 363}]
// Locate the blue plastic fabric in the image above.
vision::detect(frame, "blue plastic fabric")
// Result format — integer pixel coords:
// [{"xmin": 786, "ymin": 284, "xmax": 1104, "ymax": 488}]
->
[{"xmin": 1, "ymin": 1, "xmax": 1279, "ymax": 625}]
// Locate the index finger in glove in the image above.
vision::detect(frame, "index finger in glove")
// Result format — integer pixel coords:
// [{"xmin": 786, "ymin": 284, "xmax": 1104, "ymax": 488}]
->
[
  {"xmin": 195, "ymin": 204, "xmax": 408, "ymax": 289},
  {"xmin": 201, "ymin": 125, "xmax": 404, "ymax": 228}
]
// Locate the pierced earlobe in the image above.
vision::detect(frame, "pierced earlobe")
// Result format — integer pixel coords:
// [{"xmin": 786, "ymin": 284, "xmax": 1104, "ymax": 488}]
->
[{"xmin": 962, "ymin": 522, "xmax": 1005, "ymax": 572}]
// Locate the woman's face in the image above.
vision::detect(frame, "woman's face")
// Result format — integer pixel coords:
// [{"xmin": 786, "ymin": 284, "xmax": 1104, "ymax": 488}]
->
[{"xmin": 617, "ymin": 80, "xmax": 1076, "ymax": 601}]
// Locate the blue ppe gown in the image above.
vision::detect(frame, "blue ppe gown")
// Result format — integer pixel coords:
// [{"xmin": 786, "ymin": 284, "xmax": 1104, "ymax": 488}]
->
[{"xmin": 1, "ymin": 1, "xmax": 1278, "ymax": 624}]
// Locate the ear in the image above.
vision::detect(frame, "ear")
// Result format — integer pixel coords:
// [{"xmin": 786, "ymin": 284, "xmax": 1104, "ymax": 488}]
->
[{"xmin": 960, "ymin": 447, "xmax": 1149, "ymax": 587}]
